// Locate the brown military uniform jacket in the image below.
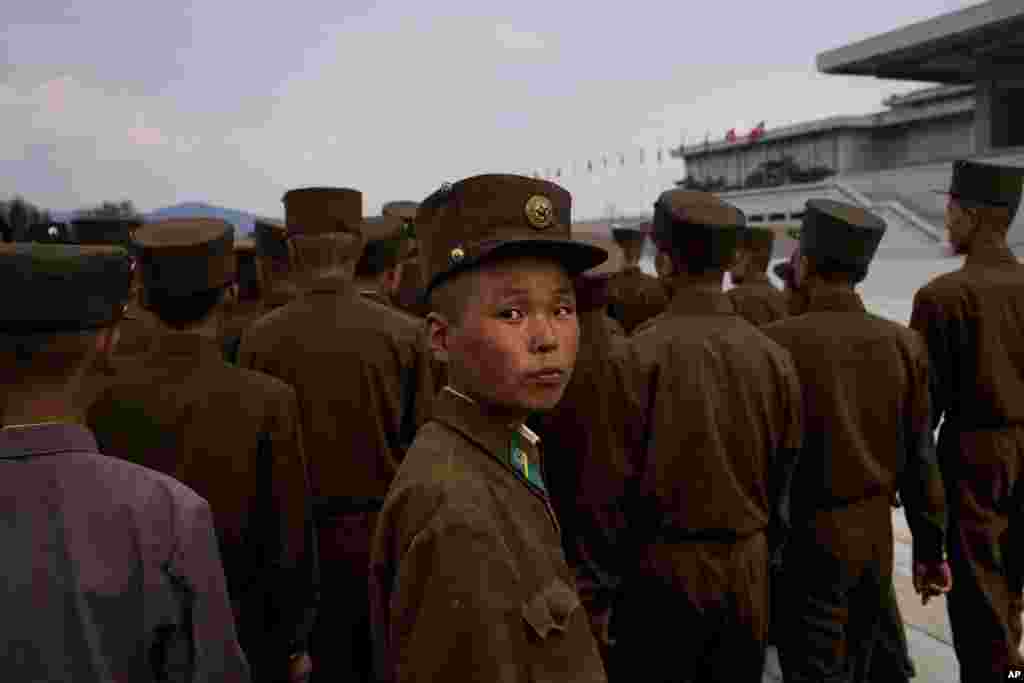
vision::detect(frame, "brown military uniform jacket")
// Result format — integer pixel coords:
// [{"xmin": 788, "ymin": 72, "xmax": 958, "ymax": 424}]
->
[
  {"xmin": 910, "ymin": 242, "xmax": 1024, "ymax": 676},
  {"xmin": 607, "ymin": 266, "xmax": 668, "ymax": 335},
  {"xmin": 239, "ymin": 277, "xmax": 422, "ymax": 679},
  {"xmin": 763, "ymin": 287, "xmax": 946, "ymax": 562},
  {"xmin": 627, "ymin": 288, "xmax": 803, "ymax": 541},
  {"xmin": 0, "ymin": 423, "xmax": 250, "ymax": 682},
  {"xmin": 87, "ymin": 332, "xmax": 315, "ymax": 681},
  {"xmin": 370, "ymin": 387, "xmax": 607, "ymax": 683},
  {"xmin": 910, "ymin": 242, "xmax": 1024, "ymax": 436},
  {"xmin": 221, "ymin": 297, "xmax": 272, "ymax": 363},
  {"xmin": 727, "ymin": 274, "xmax": 788, "ymax": 327},
  {"xmin": 239, "ymin": 277, "xmax": 420, "ymax": 505}
]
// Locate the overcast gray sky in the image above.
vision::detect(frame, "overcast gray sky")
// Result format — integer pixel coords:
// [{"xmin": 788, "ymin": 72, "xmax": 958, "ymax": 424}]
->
[{"xmin": 0, "ymin": 0, "xmax": 980, "ymax": 221}]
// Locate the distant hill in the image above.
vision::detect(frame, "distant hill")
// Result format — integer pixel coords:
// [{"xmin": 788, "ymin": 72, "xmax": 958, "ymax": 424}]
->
[
  {"xmin": 144, "ymin": 202, "xmax": 280, "ymax": 235},
  {"xmin": 51, "ymin": 202, "xmax": 280, "ymax": 235}
]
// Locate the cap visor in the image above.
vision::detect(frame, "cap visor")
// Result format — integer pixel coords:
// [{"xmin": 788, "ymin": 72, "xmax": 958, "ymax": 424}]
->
[
  {"xmin": 422, "ymin": 237, "xmax": 609, "ymax": 305},
  {"xmin": 480, "ymin": 238, "xmax": 608, "ymax": 276}
]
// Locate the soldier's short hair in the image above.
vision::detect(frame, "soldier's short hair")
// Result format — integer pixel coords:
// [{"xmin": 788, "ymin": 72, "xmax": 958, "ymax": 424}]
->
[
  {"xmin": 428, "ymin": 269, "xmax": 476, "ymax": 326},
  {"xmin": 805, "ymin": 254, "xmax": 869, "ymax": 285},
  {"xmin": 146, "ymin": 287, "xmax": 226, "ymax": 330},
  {"xmin": 288, "ymin": 232, "xmax": 363, "ymax": 277}
]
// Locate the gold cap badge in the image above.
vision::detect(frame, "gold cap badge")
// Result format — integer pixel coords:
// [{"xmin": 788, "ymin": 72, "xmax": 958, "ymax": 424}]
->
[
  {"xmin": 525, "ymin": 195, "xmax": 554, "ymax": 230},
  {"xmin": 450, "ymin": 246, "xmax": 465, "ymax": 264}
]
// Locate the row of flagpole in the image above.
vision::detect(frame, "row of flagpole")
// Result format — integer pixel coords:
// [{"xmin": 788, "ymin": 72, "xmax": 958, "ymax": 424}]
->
[
  {"xmin": 525, "ymin": 146, "xmax": 677, "ymax": 181},
  {"xmin": 523, "ymin": 122, "xmax": 768, "ymax": 181}
]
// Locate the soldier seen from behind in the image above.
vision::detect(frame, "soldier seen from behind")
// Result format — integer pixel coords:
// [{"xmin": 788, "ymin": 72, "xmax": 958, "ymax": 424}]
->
[
  {"xmin": 87, "ymin": 218, "xmax": 316, "ymax": 683},
  {"xmin": 606, "ymin": 221, "xmax": 667, "ymax": 334},
  {"xmin": 239, "ymin": 187, "xmax": 422, "ymax": 683},
  {"xmin": 356, "ymin": 214, "xmax": 415, "ymax": 310},
  {"xmin": 369, "ymin": 174, "xmax": 609, "ymax": 682},
  {"xmin": 910, "ymin": 160, "xmax": 1024, "ymax": 681},
  {"xmin": 253, "ymin": 218, "xmax": 299, "ymax": 313},
  {"xmin": 221, "ymin": 236, "xmax": 266, "ymax": 364},
  {"xmin": 762, "ymin": 200, "xmax": 948, "ymax": 682},
  {"xmin": 0, "ymin": 242, "xmax": 249, "ymax": 682},
  {"xmin": 728, "ymin": 223, "xmax": 788, "ymax": 326},
  {"xmin": 615, "ymin": 189, "xmax": 803, "ymax": 682}
]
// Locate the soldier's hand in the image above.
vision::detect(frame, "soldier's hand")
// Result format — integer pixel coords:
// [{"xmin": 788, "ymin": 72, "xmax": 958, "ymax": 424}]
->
[{"xmin": 913, "ymin": 560, "xmax": 952, "ymax": 605}]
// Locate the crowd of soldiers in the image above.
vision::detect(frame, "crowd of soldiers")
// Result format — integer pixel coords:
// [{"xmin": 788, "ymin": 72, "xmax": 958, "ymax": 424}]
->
[{"xmin": 1, "ymin": 158, "xmax": 1022, "ymax": 683}]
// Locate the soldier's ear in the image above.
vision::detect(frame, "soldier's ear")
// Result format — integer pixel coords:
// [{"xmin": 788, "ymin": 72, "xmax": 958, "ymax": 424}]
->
[{"xmin": 427, "ymin": 312, "xmax": 451, "ymax": 363}]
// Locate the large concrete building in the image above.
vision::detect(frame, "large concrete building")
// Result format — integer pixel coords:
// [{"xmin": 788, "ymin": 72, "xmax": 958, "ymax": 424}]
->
[{"xmin": 669, "ymin": 0, "xmax": 1024, "ymax": 260}]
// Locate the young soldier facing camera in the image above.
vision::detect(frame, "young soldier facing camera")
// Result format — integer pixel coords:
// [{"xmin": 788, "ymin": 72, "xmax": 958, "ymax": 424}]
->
[{"xmin": 369, "ymin": 175, "xmax": 609, "ymax": 683}]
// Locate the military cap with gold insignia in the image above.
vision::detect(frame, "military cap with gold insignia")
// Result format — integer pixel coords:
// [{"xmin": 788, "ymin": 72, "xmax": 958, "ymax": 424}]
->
[
  {"xmin": 132, "ymin": 218, "xmax": 236, "ymax": 299},
  {"xmin": 651, "ymin": 189, "xmax": 746, "ymax": 268},
  {"xmin": 71, "ymin": 217, "xmax": 142, "ymax": 246},
  {"xmin": 415, "ymin": 174, "xmax": 607, "ymax": 297},
  {"xmin": 935, "ymin": 159, "xmax": 1024, "ymax": 217},
  {"xmin": 253, "ymin": 218, "xmax": 289, "ymax": 260},
  {"xmin": 799, "ymin": 199, "xmax": 886, "ymax": 270},
  {"xmin": 283, "ymin": 187, "xmax": 362, "ymax": 236},
  {"xmin": 356, "ymin": 214, "xmax": 407, "ymax": 276},
  {"xmin": 0, "ymin": 243, "xmax": 134, "ymax": 333}
]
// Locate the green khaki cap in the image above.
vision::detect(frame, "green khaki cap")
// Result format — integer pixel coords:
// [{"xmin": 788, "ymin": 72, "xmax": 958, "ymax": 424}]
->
[
  {"xmin": 651, "ymin": 189, "xmax": 746, "ymax": 268},
  {"xmin": 283, "ymin": 187, "xmax": 362, "ymax": 236},
  {"xmin": 416, "ymin": 174, "xmax": 607, "ymax": 298},
  {"xmin": 72, "ymin": 217, "xmax": 142, "ymax": 246},
  {"xmin": 133, "ymin": 218, "xmax": 236, "ymax": 297},
  {"xmin": 936, "ymin": 159, "xmax": 1024, "ymax": 216},
  {"xmin": 0, "ymin": 243, "xmax": 134, "ymax": 333},
  {"xmin": 800, "ymin": 199, "xmax": 886, "ymax": 269}
]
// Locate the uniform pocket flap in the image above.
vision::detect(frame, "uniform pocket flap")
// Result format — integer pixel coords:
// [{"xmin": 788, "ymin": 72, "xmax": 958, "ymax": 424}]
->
[{"xmin": 521, "ymin": 579, "xmax": 582, "ymax": 640}]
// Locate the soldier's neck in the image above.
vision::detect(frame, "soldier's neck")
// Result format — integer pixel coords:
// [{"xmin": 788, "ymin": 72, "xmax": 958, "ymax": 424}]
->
[{"xmin": 967, "ymin": 229, "xmax": 1010, "ymax": 256}]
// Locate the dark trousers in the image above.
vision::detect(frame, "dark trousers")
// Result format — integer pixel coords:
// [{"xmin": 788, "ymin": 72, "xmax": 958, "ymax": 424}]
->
[
  {"xmin": 310, "ymin": 511, "xmax": 378, "ymax": 683},
  {"xmin": 777, "ymin": 496, "xmax": 892, "ymax": 683},
  {"xmin": 940, "ymin": 427, "xmax": 1024, "ymax": 682},
  {"xmin": 611, "ymin": 531, "xmax": 769, "ymax": 683},
  {"xmin": 867, "ymin": 580, "xmax": 914, "ymax": 682}
]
